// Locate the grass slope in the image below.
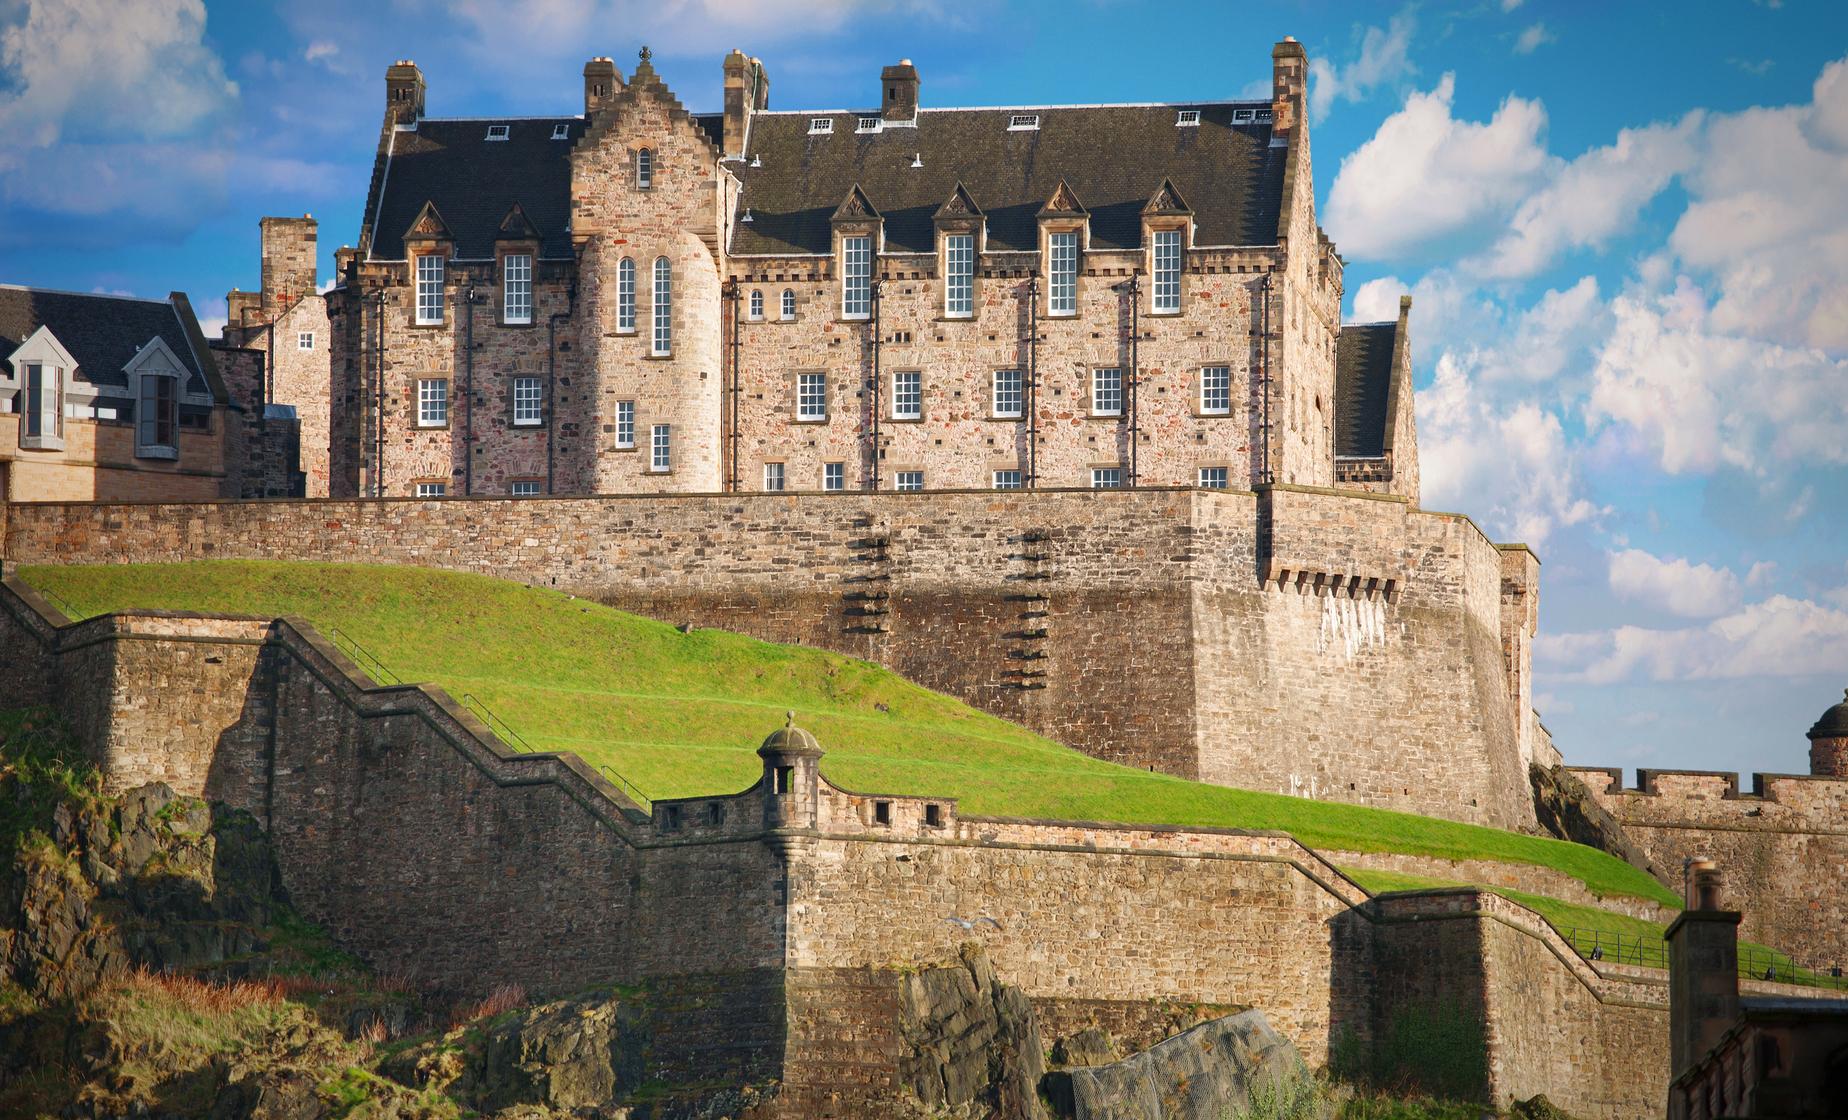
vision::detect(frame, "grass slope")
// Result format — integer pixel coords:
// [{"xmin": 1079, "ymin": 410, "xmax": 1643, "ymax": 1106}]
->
[{"xmin": 22, "ymin": 561, "xmax": 1678, "ymax": 909}]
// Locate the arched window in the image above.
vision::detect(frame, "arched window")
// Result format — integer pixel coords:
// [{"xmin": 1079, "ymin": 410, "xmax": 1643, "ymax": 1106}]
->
[
  {"xmin": 636, "ymin": 148, "xmax": 653, "ymax": 190},
  {"xmin": 651, "ymin": 257, "xmax": 672, "ymax": 355},
  {"xmin": 616, "ymin": 257, "xmax": 636, "ymax": 332},
  {"xmin": 781, "ymin": 288, "xmax": 796, "ymax": 320},
  {"xmin": 749, "ymin": 289, "xmax": 763, "ymax": 320}
]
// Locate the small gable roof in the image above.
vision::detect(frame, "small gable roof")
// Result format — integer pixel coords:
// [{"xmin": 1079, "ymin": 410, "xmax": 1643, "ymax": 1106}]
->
[
  {"xmin": 1334, "ymin": 322, "xmax": 1398, "ymax": 459},
  {"xmin": 0, "ymin": 286, "xmax": 220, "ymax": 402}
]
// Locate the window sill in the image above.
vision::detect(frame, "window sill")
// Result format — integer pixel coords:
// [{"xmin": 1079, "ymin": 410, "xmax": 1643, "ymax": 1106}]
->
[
  {"xmin": 840, "ymin": 314, "xmax": 872, "ymax": 323},
  {"xmin": 887, "ymin": 416, "xmax": 925, "ymax": 424},
  {"xmin": 1046, "ymin": 310, "xmax": 1078, "ymax": 319},
  {"xmin": 411, "ymin": 320, "xmax": 447, "ymax": 329},
  {"xmin": 613, "ymin": 444, "xmax": 637, "ymax": 453},
  {"xmin": 501, "ymin": 319, "xmax": 535, "ymax": 329},
  {"xmin": 18, "ymin": 438, "xmax": 67, "ymax": 453},
  {"xmin": 1195, "ymin": 410, "xmax": 1232, "ymax": 419},
  {"xmin": 414, "ymin": 423, "xmax": 452, "ymax": 431},
  {"xmin": 512, "ymin": 421, "xmax": 546, "ymax": 429},
  {"xmin": 1090, "ymin": 412, "xmax": 1124, "ymax": 420},
  {"xmin": 643, "ymin": 352, "xmax": 674, "ymax": 361},
  {"xmin": 613, "ymin": 328, "xmax": 638, "ymax": 337},
  {"xmin": 134, "ymin": 445, "xmax": 179, "ymax": 461},
  {"xmin": 1146, "ymin": 309, "xmax": 1182, "ymax": 318},
  {"xmin": 793, "ymin": 416, "xmax": 830, "ymax": 425},
  {"xmin": 989, "ymin": 414, "xmax": 1024, "ymax": 422}
]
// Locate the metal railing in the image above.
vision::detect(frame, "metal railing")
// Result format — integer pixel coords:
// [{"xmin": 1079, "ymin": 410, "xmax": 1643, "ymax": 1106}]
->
[
  {"xmin": 1561, "ymin": 926, "xmax": 1847, "ymax": 992},
  {"xmin": 32, "ymin": 584, "xmax": 83, "ymax": 621},
  {"xmin": 459, "ymin": 693, "xmax": 649, "ymax": 809},
  {"xmin": 325, "ymin": 628, "xmax": 401, "ymax": 686}
]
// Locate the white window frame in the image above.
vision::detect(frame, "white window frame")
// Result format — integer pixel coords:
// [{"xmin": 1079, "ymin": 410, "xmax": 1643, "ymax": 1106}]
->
[
  {"xmin": 615, "ymin": 400, "xmax": 635, "ymax": 448},
  {"xmin": 1047, "ymin": 231, "xmax": 1078, "ymax": 316},
  {"xmin": 992, "ymin": 369, "xmax": 1023, "ymax": 419},
  {"xmin": 856, "ymin": 116, "xmax": 882, "ymax": 134},
  {"xmin": 1091, "ymin": 367, "xmax": 1123, "ymax": 417},
  {"xmin": 635, "ymin": 148, "xmax": 653, "ymax": 190},
  {"xmin": 551, "ymin": 123, "xmax": 570, "ymax": 140},
  {"xmin": 892, "ymin": 370, "xmax": 921, "ymax": 420},
  {"xmin": 763, "ymin": 462, "xmax": 786, "ymax": 492},
  {"xmin": 511, "ymin": 480, "xmax": 542, "ymax": 497},
  {"xmin": 297, "ymin": 331, "xmax": 315, "ymax": 351},
  {"xmin": 993, "ymin": 469, "xmax": 1023, "ymax": 490},
  {"xmin": 21, "ymin": 361, "xmax": 64, "ymax": 449},
  {"xmin": 416, "ymin": 377, "xmax": 448, "ymax": 428},
  {"xmin": 749, "ymin": 289, "xmax": 763, "ymax": 320},
  {"xmin": 780, "ymin": 288, "xmax": 796, "ymax": 320},
  {"xmin": 503, "ymin": 253, "xmax": 533, "ymax": 324},
  {"xmin": 512, "ymin": 375, "xmax": 542, "ymax": 427},
  {"xmin": 1198, "ymin": 466, "xmax": 1229, "ymax": 489},
  {"xmin": 841, "ymin": 235, "xmax": 872, "ymax": 320},
  {"xmin": 1176, "ymin": 109, "xmax": 1201, "ymax": 127},
  {"xmin": 809, "ymin": 117, "xmax": 834, "ymax": 134},
  {"xmin": 1008, "ymin": 113, "xmax": 1040, "ymax": 131},
  {"xmin": 1151, "ymin": 229, "xmax": 1182, "ymax": 314},
  {"xmin": 415, "ymin": 254, "xmax": 446, "ymax": 325},
  {"xmin": 650, "ymin": 423, "xmax": 671, "ymax": 471},
  {"xmin": 485, "ymin": 124, "xmax": 510, "ymax": 141},
  {"xmin": 651, "ymin": 256, "xmax": 672, "ymax": 355},
  {"xmin": 895, "ymin": 470, "xmax": 924, "ymax": 491},
  {"xmin": 1200, "ymin": 365, "xmax": 1231, "ymax": 416},
  {"xmin": 617, "ymin": 257, "xmax": 636, "ymax": 332},
  {"xmin": 1091, "ymin": 467, "xmax": 1124, "ymax": 489},
  {"xmin": 416, "ymin": 481, "xmax": 448, "ymax": 497},
  {"xmin": 823, "ymin": 462, "xmax": 845, "ymax": 491},
  {"xmin": 797, "ymin": 373, "xmax": 827, "ymax": 422},
  {"xmin": 944, "ymin": 233, "xmax": 974, "ymax": 318},
  {"xmin": 134, "ymin": 368, "xmax": 180, "ymax": 459}
]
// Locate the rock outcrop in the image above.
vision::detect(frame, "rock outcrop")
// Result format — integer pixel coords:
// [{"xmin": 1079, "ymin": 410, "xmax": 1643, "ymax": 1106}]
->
[
  {"xmin": 1529, "ymin": 764, "xmax": 1667, "ymax": 886},
  {"xmin": 897, "ymin": 943, "xmax": 1046, "ymax": 1119},
  {"xmin": 1047, "ymin": 1010, "xmax": 1310, "ymax": 1120}
]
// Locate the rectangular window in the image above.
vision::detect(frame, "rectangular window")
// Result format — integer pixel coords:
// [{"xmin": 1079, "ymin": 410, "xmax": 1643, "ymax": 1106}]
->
[
  {"xmin": 944, "ymin": 233, "xmax": 974, "ymax": 317},
  {"xmin": 511, "ymin": 480, "xmax": 542, "ymax": 497},
  {"xmin": 137, "ymin": 375, "xmax": 175, "ymax": 452},
  {"xmin": 512, "ymin": 376, "xmax": 542, "ymax": 426},
  {"xmin": 892, "ymin": 370, "xmax": 921, "ymax": 420},
  {"xmin": 651, "ymin": 258, "xmax": 672, "ymax": 355},
  {"xmin": 416, "ymin": 481, "xmax": 447, "ymax": 497},
  {"xmin": 842, "ymin": 235, "xmax": 872, "ymax": 319},
  {"xmin": 485, "ymin": 124, "xmax": 509, "ymax": 140},
  {"xmin": 823, "ymin": 462, "xmax": 845, "ymax": 491},
  {"xmin": 1048, "ymin": 231, "xmax": 1078, "ymax": 315},
  {"xmin": 617, "ymin": 258, "xmax": 636, "ymax": 332},
  {"xmin": 1091, "ymin": 467, "xmax": 1124, "ymax": 489},
  {"xmin": 1176, "ymin": 109, "xmax": 1201, "ymax": 127},
  {"xmin": 895, "ymin": 470, "xmax": 924, "ymax": 491},
  {"xmin": 1091, "ymin": 367, "xmax": 1122, "ymax": 417},
  {"xmin": 650, "ymin": 423, "xmax": 671, "ymax": 471},
  {"xmin": 416, "ymin": 378, "xmax": 448, "ymax": 427},
  {"xmin": 635, "ymin": 148, "xmax": 653, "ymax": 190},
  {"xmin": 615, "ymin": 400, "xmax": 635, "ymax": 448},
  {"xmin": 763, "ymin": 462, "xmax": 786, "ymax": 492},
  {"xmin": 297, "ymin": 331, "xmax": 315, "ymax": 351},
  {"xmin": 797, "ymin": 373, "xmax": 827, "ymax": 421},
  {"xmin": 1200, "ymin": 364, "xmax": 1231, "ymax": 415},
  {"xmin": 503, "ymin": 253, "xmax": 533, "ymax": 324},
  {"xmin": 857, "ymin": 116, "xmax": 882, "ymax": 133},
  {"xmin": 1198, "ymin": 466, "xmax": 1229, "ymax": 489},
  {"xmin": 23, "ymin": 362, "xmax": 42, "ymax": 438},
  {"xmin": 993, "ymin": 469, "xmax": 1023, "ymax": 490},
  {"xmin": 993, "ymin": 369, "xmax": 1023, "ymax": 418},
  {"xmin": 1152, "ymin": 229, "xmax": 1181, "ymax": 313},
  {"xmin": 551, "ymin": 123, "xmax": 570, "ymax": 140},
  {"xmin": 809, "ymin": 117, "xmax": 834, "ymax": 134},
  {"xmin": 415, "ymin": 254, "xmax": 445, "ymax": 325},
  {"xmin": 1008, "ymin": 113, "xmax": 1040, "ymax": 130}
]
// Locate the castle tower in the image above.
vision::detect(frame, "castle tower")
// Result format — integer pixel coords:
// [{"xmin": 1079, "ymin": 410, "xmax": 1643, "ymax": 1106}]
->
[
  {"xmin": 1808, "ymin": 689, "xmax": 1848, "ymax": 777},
  {"xmin": 260, "ymin": 216, "xmax": 318, "ymax": 314},
  {"xmin": 758, "ymin": 713, "xmax": 823, "ymax": 832}
]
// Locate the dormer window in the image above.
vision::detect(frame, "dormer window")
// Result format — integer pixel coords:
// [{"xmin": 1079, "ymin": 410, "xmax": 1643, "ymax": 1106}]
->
[
  {"xmin": 551, "ymin": 123, "xmax": 570, "ymax": 140},
  {"xmin": 20, "ymin": 362, "xmax": 64, "ymax": 449},
  {"xmin": 841, "ymin": 235, "xmax": 872, "ymax": 319},
  {"xmin": 809, "ymin": 117, "xmax": 834, "ymax": 135},
  {"xmin": 856, "ymin": 116, "xmax": 881, "ymax": 133},
  {"xmin": 1007, "ymin": 113, "xmax": 1039, "ymax": 131},
  {"xmin": 1047, "ymin": 231, "xmax": 1079, "ymax": 316},
  {"xmin": 136, "ymin": 368, "xmax": 178, "ymax": 459},
  {"xmin": 1176, "ymin": 109, "xmax": 1201, "ymax": 127},
  {"xmin": 415, "ymin": 254, "xmax": 445, "ymax": 325},
  {"xmin": 1151, "ymin": 229, "xmax": 1182, "ymax": 314},
  {"xmin": 1233, "ymin": 108, "xmax": 1255, "ymax": 123},
  {"xmin": 635, "ymin": 148, "xmax": 653, "ymax": 190},
  {"xmin": 485, "ymin": 124, "xmax": 510, "ymax": 141}
]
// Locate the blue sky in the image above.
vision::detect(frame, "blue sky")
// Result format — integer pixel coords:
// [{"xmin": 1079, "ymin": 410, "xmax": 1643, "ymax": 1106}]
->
[{"xmin": 4, "ymin": 0, "xmax": 1846, "ymax": 778}]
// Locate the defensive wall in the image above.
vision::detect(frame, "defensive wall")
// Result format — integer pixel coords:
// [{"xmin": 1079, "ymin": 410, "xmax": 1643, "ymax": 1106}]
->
[
  {"xmin": 0, "ymin": 578, "xmax": 1708, "ymax": 1119},
  {"xmin": 0, "ymin": 483, "xmax": 1540, "ymax": 831},
  {"xmin": 1569, "ymin": 767, "xmax": 1848, "ymax": 969}
]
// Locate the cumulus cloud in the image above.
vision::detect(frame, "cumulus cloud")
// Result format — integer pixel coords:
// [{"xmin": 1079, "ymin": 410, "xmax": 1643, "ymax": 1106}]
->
[
  {"xmin": 1308, "ymin": 11, "xmax": 1416, "ymax": 123},
  {"xmin": 1607, "ymin": 548, "xmax": 1742, "ymax": 618},
  {"xmin": 1325, "ymin": 75, "xmax": 1553, "ymax": 260},
  {"xmin": 1541, "ymin": 594, "xmax": 1848, "ymax": 684},
  {"xmin": 303, "ymin": 40, "xmax": 338, "ymax": 64},
  {"xmin": 1513, "ymin": 22, "xmax": 1554, "ymax": 55}
]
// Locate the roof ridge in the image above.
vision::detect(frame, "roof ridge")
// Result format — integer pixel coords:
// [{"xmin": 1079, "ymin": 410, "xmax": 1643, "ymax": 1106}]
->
[
  {"xmin": 757, "ymin": 99, "xmax": 1274, "ymax": 116},
  {"xmin": 0, "ymin": 283, "xmax": 170, "ymax": 306}
]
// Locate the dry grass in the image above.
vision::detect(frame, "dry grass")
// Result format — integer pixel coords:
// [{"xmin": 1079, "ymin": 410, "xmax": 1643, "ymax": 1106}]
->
[
  {"xmin": 120, "ymin": 967, "xmax": 287, "ymax": 1015},
  {"xmin": 449, "ymin": 983, "xmax": 526, "ymax": 1028}
]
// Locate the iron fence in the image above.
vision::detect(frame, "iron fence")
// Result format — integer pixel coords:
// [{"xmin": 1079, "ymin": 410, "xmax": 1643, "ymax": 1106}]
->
[
  {"xmin": 325, "ymin": 628, "xmax": 401, "ymax": 686},
  {"xmin": 1561, "ymin": 925, "xmax": 1847, "ymax": 992}
]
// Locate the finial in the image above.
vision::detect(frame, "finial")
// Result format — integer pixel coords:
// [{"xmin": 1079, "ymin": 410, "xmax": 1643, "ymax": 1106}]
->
[
  {"xmin": 640, "ymin": 45, "xmax": 652, "ymax": 64},
  {"xmin": 786, "ymin": 710, "xmax": 795, "ymax": 728}
]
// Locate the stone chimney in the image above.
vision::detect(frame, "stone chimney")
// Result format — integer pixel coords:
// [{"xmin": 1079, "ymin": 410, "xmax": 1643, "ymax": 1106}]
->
[
  {"xmin": 385, "ymin": 59, "xmax": 424, "ymax": 125},
  {"xmin": 1665, "ymin": 857, "xmax": 1741, "ymax": 1091},
  {"xmin": 259, "ymin": 216, "xmax": 318, "ymax": 313},
  {"xmin": 758, "ymin": 713, "xmax": 823, "ymax": 832},
  {"xmin": 1807, "ymin": 689, "xmax": 1848, "ymax": 777},
  {"xmin": 1271, "ymin": 37, "xmax": 1307, "ymax": 133},
  {"xmin": 723, "ymin": 49, "xmax": 769, "ymax": 158},
  {"xmin": 881, "ymin": 59, "xmax": 919, "ymax": 123},
  {"xmin": 583, "ymin": 56, "xmax": 622, "ymax": 117}
]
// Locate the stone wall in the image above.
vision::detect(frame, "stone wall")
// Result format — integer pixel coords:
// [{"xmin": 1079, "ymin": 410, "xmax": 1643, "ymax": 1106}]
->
[
  {"xmin": 1570, "ymin": 767, "xmax": 1848, "ymax": 969},
  {"xmin": 2, "ymin": 485, "xmax": 1535, "ymax": 828}
]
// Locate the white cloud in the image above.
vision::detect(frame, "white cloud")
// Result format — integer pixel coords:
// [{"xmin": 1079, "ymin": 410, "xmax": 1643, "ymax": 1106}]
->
[
  {"xmin": 1541, "ymin": 594, "xmax": 1848, "ymax": 684},
  {"xmin": 1746, "ymin": 561, "xmax": 1778, "ymax": 588},
  {"xmin": 1514, "ymin": 22, "xmax": 1554, "ymax": 55},
  {"xmin": 1607, "ymin": 548, "xmax": 1742, "ymax": 618},
  {"xmin": 1325, "ymin": 75, "xmax": 1553, "ymax": 260},
  {"xmin": 1469, "ymin": 115, "xmax": 1702, "ymax": 279},
  {"xmin": 1500, "ymin": 0, "xmax": 1524, "ymax": 10},
  {"xmin": 304, "ymin": 40, "xmax": 338, "ymax": 64},
  {"xmin": 1308, "ymin": 11, "xmax": 1416, "ymax": 123}
]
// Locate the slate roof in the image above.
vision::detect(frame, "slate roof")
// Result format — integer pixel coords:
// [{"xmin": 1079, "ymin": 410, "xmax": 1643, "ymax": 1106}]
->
[
  {"xmin": 730, "ymin": 104, "xmax": 1287, "ymax": 256},
  {"xmin": 368, "ymin": 117, "xmax": 591, "ymax": 261},
  {"xmin": 0, "ymin": 286, "xmax": 217, "ymax": 401},
  {"xmin": 1334, "ymin": 322, "xmax": 1397, "ymax": 459}
]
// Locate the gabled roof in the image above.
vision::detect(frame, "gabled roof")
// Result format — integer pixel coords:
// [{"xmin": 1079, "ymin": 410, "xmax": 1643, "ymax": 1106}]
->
[
  {"xmin": 1144, "ymin": 177, "xmax": 1192, "ymax": 215},
  {"xmin": 496, "ymin": 201, "xmax": 541, "ymax": 241},
  {"xmin": 1038, "ymin": 179, "xmax": 1087, "ymax": 218},
  {"xmin": 730, "ymin": 103, "xmax": 1286, "ymax": 255},
  {"xmin": 368, "ymin": 117, "xmax": 588, "ymax": 260},
  {"xmin": 831, "ymin": 184, "xmax": 880, "ymax": 223},
  {"xmin": 934, "ymin": 181, "xmax": 983, "ymax": 221},
  {"xmin": 1334, "ymin": 322, "xmax": 1398, "ymax": 459},
  {"xmin": 0, "ymin": 286, "xmax": 220, "ymax": 402}
]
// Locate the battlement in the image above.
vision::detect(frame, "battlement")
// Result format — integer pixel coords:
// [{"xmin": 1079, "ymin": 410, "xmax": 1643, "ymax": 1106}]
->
[{"xmin": 1569, "ymin": 766, "xmax": 1848, "ymax": 818}]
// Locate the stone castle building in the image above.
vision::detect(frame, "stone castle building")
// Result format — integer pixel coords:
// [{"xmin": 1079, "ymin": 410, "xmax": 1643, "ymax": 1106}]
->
[{"xmin": 252, "ymin": 38, "xmax": 1416, "ymax": 503}]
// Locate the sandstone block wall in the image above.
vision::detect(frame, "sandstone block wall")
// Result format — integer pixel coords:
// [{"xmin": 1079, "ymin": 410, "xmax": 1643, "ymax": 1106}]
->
[{"xmin": 1570, "ymin": 767, "xmax": 1848, "ymax": 969}]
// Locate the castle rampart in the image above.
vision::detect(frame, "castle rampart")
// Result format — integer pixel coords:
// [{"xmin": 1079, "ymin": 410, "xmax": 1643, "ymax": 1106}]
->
[{"xmin": 1, "ymin": 486, "xmax": 1538, "ymax": 829}]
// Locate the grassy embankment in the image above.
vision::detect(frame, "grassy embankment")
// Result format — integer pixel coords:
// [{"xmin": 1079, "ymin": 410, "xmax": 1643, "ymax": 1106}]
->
[{"xmin": 20, "ymin": 560, "xmax": 1679, "ymax": 913}]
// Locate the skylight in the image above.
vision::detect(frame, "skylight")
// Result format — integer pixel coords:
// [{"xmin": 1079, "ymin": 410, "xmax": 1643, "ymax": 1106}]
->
[
  {"xmin": 857, "ymin": 116, "xmax": 882, "ymax": 133},
  {"xmin": 551, "ymin": 123, "xmax": 570, "ymax": 140},
  {"xmin": 809, "ymin": 117, "xmax": 834, "ymax": 135},
  {"xmin": 1176, "ymin": 110, "xmax": 1201, "ymax": 127},
  {"xmin": 1007, "ymin": 113, "xmax": 1040, "ymax": 131},
  {"xmin": 486, "ymin": 124, "xmax": 510, "ymax": 140}
]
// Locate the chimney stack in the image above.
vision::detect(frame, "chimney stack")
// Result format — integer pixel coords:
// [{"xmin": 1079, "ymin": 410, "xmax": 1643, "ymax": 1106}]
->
[
  {"xmin": 723, "ymin": 49, "xmax": 769, "ymax": 159},
  {"xmin": 881, "ymin": 59, "xmax": 919, "ymax": 123},
  {"xmin": 583, "ymin": 56, "xmax": 622, "ymax": 117},
  {"xmin": 259, "ymin": 216, "xmax": 318, "ymax": 313},
  {"xmin": 1271, "ymin": 37, "xmax": 1306, "ymax": 132},
  {"xmin": 385, "ymin": 59, "xmax": 424, "ymax": 125},
  {"xmin": 1665, "ymin": 857, "xmax": 1741, "ymax": 1099}
]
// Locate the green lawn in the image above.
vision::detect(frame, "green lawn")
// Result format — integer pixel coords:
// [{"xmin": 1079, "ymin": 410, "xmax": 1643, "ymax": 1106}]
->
[{"xmin": 20, "ymin": 561, "xmax": 1679, "ymax": 910}]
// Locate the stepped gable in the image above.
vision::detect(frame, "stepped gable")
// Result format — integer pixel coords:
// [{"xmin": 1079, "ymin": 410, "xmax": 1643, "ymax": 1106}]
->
[
  {"xmin": 730, "ymin": 102, "xmax": 1286, "ymax": 255},
  {"xmin": 1333, "ymin": 321, "xmax": 1397, "ymax": 459},
  {"xmin": 578, "ymin": 46, "xmax": 725, "ymax": 166},
  {"xmin": 0, "ymin": 286, "xmax": 220, "ymax": 401},
  {"xmin": 366, "ymin": 115, "xmax": 586, "ymax": 261}
]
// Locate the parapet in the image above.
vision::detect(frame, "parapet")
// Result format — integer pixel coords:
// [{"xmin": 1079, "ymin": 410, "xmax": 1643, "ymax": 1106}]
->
[{"xmin": 1569, "ymin": 766, "xmax": 1848, "ymax": 822}]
